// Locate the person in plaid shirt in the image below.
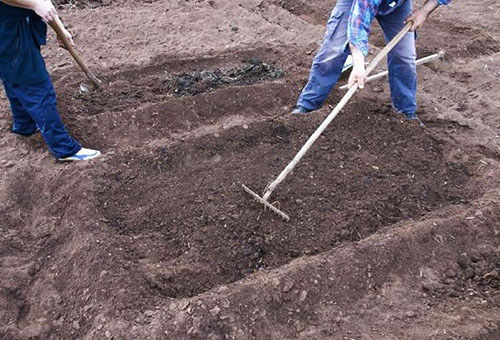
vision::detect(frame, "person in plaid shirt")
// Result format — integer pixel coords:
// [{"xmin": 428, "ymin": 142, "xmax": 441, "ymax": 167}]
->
[{"xmin": 292, "ymin": 0, "xmax": 451, "ymax": 125}]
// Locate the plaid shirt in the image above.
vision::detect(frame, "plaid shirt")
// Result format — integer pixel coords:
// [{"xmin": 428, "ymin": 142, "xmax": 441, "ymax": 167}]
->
[{"xmin": 348, "ymin": 0, "xmax": 451, "ymax": 56}]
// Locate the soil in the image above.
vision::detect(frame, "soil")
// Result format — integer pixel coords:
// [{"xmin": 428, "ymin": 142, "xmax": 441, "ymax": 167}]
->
[{"xmin": 1, "ymin": 0, "xmax": 500, "ymax": 339}]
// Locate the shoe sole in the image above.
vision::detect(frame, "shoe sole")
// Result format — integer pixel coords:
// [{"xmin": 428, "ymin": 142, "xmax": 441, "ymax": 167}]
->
[
  {"xmin": 58, "ymin": 151, "xmax": 101, "ymax": 162},
  {"xmin": 291, "ymin": 110, "xmax": 313, "ymax": 116}
]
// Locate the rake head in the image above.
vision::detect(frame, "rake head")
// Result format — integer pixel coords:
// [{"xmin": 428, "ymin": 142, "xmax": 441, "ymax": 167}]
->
[{"xmin": 242, "ymin": 184, "xmax": 290, "ymax": 221}]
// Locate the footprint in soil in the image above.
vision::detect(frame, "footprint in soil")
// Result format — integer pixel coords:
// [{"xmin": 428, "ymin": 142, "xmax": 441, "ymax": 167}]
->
[{"xmin": 272, "ymin": 123, "xmax": 293, "ymax": 138}]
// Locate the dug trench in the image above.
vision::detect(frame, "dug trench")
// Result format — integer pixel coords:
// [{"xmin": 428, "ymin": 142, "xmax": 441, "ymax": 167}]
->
[
  {"xmin": 89, "ymin": 95, "xmax": 481, "ymax": 300},
  {"xmin": 1, "ymin": 50, "xmax": 491, "ymax": 338},
  {"xmin": 52, "ymin": 52, "xmax": 297, "ymax": 151}
]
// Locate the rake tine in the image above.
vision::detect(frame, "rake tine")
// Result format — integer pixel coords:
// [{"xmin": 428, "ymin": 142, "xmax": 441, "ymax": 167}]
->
[{"xmin": 242, "ymin": 185, "xmax": 290, "ymax": 221}]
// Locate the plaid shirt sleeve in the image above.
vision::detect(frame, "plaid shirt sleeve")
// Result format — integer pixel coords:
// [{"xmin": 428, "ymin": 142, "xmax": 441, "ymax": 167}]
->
[{"xmin": 348, "ymin": 0, "xmax": 383, "ymax": 56}]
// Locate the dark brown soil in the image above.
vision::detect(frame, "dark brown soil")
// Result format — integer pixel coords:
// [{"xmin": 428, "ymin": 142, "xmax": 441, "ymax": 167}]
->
[
  {"xmin": 93, "ymin": 99, "xmax": 477, "ymax": 300},
  {"xmin": 1, "ymin": 0, "xmax": 500, "ymax": 339}
]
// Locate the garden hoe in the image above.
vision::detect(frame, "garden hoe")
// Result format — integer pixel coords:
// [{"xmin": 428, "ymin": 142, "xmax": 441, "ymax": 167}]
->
[
  {"xmin": 242, "ymin": 22, "xmax": 414, "ymax": 221},
  {"xmin": 49, "ymin": 17, "xmax": 102, "ymax": 91}
]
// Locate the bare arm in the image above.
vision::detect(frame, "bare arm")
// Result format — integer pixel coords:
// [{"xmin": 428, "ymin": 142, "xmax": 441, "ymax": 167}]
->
[
  {"xmin": 1, "ymin": 0, "xmax": 74, "ymax": 47},
  {"xmin": 1, "ymin": 0, "xmax": 38, "ymax": 10},
  {"xmin": 406, "ymin": 0, "xmax": 440, "ymax": 31},
  {"xmin": 0, "ymin": 0, "xmax": 58, "ymax": 22}
]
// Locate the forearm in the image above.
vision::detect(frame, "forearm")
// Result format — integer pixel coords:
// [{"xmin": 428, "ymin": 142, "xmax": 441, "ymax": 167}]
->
[
  {"xmin": 349, "ymin": 44, "xmax": 365, "ymax": 66},
  {"xmin": 406, "ymin": 0, "xmax": 444, "ymax": 31},
  {"xmin": 347, "ymin": 44, "xmax": 366, "ymax": 89},
  {"xmin": 0, "ymin": 0, "xmax": 39, "ymax": 11},
  {"xmin": 2, "ymin": 0, "xmax": 59, "ymax": 23},
  {"xmin": 421, "ymin": 0, "xmax": 440, "ymax": 16}
]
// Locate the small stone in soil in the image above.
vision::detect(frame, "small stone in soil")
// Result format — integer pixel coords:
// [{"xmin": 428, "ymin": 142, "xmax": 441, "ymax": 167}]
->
[
  {"xmin": 445, "ymin": 269, "xmax": 457, "ymax": 278},
  {"xmin": 283, "ymin": 281, "xmax": 294, "ymax": 292},
  {"xmin": 210, "ymin": 305, "xmax": 221, "ymax": 316},
  {"xmin": 457, "ymin": 255, "xmax": 470, "ymax": 270},
  {"xmin": 179, "ymin": 301, "xmax": 190, "ymax": 310},
  {"xmin": 295, "ymin": 320, "xmax": 306, "ymax": 332},
  {"xmin": 469, "ymin": 249, "xmax": 482, "ymax": 262},
  {"xmin": 406, "ymin": 311, "xmax": 417, "ymax": 318},
  {"xmin": 299, "ymin": 290, "xmax": 308, "ymax": 302}
]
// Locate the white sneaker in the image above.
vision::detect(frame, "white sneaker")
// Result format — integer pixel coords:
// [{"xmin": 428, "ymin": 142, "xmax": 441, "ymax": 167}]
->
[{"xmin": 59, "ymin": 147, "xmax": 101, "ymax": 161}]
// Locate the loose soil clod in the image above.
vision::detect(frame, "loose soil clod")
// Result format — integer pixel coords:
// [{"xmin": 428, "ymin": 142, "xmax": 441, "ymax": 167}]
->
[{"xmin": 165, "ymin": 58, "xmax": 285, "ymax": 97}]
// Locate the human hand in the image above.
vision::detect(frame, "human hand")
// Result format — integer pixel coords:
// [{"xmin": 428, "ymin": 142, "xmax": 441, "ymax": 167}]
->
[
  {"xmin": 405, "ymin": 9, "xmax": 429, "ymax": 31},
  {"xmin": 32, "ymin": 0, "xmax": 57, "ymax": 23},
  {"xmin": 348, "ymin": 44, "xmax": 366, "ymax": 89},
  {"xmin": 57, "ymin": 26, "xmax": 75, "ymax": 49},
  {"xmin": 406, "ymin": 0, "xmax": 439, "ymax": 31},
  {"xmin": 348, "ymin": 63, "xmax": 366, "ymax": 89}
]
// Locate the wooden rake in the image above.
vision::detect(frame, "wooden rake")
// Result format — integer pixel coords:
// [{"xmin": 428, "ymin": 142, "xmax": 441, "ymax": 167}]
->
[{"xmin": 242, "ymin": 22, "xmax": 413, "ymax": 221}]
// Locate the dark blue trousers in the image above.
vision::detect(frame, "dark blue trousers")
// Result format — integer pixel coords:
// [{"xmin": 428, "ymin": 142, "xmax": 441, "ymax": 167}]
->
[{"xmin": 3, "ymin": 78, "xmax": 81, "ymax": 158}]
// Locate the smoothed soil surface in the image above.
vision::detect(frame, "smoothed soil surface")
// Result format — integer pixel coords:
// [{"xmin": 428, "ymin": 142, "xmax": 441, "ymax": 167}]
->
[{"xmin": 1, "ymin": 0, "xmax": 500, "ymax": 339}]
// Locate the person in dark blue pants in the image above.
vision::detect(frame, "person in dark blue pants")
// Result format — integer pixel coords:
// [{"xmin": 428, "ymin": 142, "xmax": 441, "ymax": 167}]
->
[
  {"xmin": 0, "ymin": 0, "xmax": 100, "ymax": 161},
  {"xmin": 292, "ymin": 0, "xmax": 452, "ymax": 126}
]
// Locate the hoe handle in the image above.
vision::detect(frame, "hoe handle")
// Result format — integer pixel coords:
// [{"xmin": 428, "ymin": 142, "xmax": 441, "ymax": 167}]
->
[
  {"xmin": 339, "ymin": 51, "xmax": 444, "ymax": 90},
  {"xmin": 49, "ymin": 17, "xmax": 102, "ymax": 88},
  {"xmin": 262, "ymin": 22, "xmax": 412, "ymax": 201}
]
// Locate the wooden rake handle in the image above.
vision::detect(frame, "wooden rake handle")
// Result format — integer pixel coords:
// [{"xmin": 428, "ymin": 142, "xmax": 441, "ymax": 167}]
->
[
  {"xmin": 49, "ymin": 17, "xmax": 102, "ymax": 88},
  {"xmin": 339, "ymin": 51, "xmax": 445, "ymax": 90},
  {"xmin": 262, "ymin": 22, "xmax": 412, "ymax": 201},
  {"xmin": 365, "ymin": 22, "xmax": 412, "ymax": 75}
]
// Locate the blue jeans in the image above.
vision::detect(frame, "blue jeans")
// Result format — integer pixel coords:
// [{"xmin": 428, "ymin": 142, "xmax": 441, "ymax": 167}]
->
[
  {"xmin": 3, "ymin": 78, "xmax": 81, "ymax": 158},
  {"xmin": 297, "ymin": 0, "xmax": 417, "ymax": 117}
]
